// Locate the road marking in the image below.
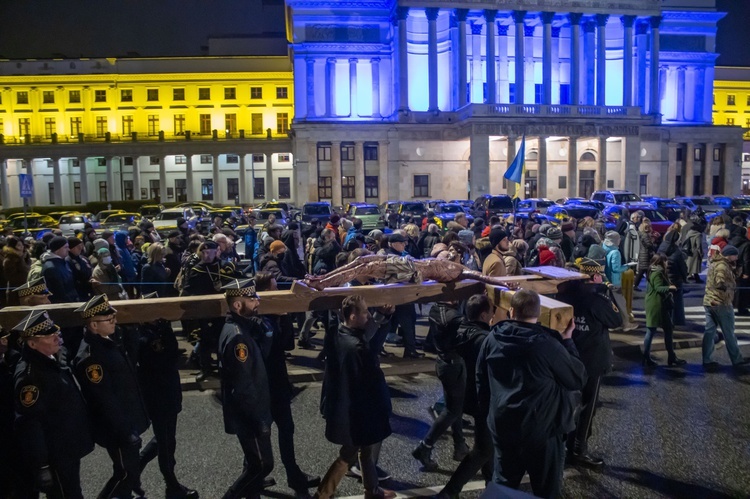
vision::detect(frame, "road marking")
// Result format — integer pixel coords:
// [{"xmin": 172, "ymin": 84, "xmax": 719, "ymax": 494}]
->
[{"xmin": 338, "ymin": 480, "xmax": 487, "ymax": 498}]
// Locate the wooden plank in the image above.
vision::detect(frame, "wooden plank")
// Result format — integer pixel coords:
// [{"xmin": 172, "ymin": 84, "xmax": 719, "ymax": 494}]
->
[
  {"xmin": 485, "ymin": 285, "xmax": 573, "ymax": 333},
  {"xmin": 518, "ymin": 266, "xmax": 589, "ymax": 295}
]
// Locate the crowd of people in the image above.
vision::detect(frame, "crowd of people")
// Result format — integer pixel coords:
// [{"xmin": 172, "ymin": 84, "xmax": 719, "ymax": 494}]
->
[{"xmin": 1, "ymin": 202, "xmax": 749, "ymax": 499}]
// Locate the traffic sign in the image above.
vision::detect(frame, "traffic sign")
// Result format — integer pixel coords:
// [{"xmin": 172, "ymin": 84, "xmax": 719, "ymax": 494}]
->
[{"xmin": 19, "ymin": 174, "xmax": 34, "ymax": 199}]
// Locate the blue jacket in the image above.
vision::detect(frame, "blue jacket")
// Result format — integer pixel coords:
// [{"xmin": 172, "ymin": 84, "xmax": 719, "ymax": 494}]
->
[
  {"xmin": 343, "ymin": 227, "xmax": 361, "ymax": 247},
  {"xmin": 41, "ymin": 252, "xmax": 80, "ymax": 303},
  {"xmin": 603, "ymin": 243, "xmax": 629, "ymax": 287},
  {"xmin": 114, "ymin": 231, "xmax": 136, "ymax": 282}
]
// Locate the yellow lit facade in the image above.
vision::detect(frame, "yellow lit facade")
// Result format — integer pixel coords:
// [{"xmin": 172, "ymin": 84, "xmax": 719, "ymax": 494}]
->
[
  {"xmin": 0, "ymin": 56, "xmax": 294, "ymax": 208},
  {"xmin": 713, "ymin": 67, "xmax": 750, "ymax": 193}
]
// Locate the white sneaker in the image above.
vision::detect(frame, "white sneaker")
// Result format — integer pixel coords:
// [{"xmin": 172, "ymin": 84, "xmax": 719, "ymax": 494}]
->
[{"xmin": 622, "ymin": 323, "xmax": 639, "ymax": 332}]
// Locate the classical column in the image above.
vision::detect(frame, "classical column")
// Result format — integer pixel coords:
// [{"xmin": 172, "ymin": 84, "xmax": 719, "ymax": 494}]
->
[
  {"xmin": 79, "ymin": 158, "xmax": 89, "ymax": 205},
  {"xmin": 676, "ymin": 66, "xmax": 687, "ymax": 122},
  {"xmin": 596, "ymin": 137, "xmax": 607, "ymax": 190},
  {"xmin": 325, "ymin": 58, "xmax": 336, "ymax": 117},
  {"xmin": 457, "ymin": 10, "xmax": 469, "ymax": 107},
  {"xmin": 694, "ymin": 67, "xmax": 706, "ymax": 122},
  {"xmin": 506, "ymin": 135, "xmax": 517, "ymax": 197},
  {"xmin": 397, "ymin": 7, "xmax": 410, "ymax": 112},
  {"xmin": 105, "ymin": 157, "xmax": 115, "ymax": 202},
  {"xmin": 426, "ymin": 8, "xmax": 440, "ymax": 112},
  {"xmin": 159, "ymin": 155, "xmax": 168, "ymax": 204},
  {"xmin": 524, "ymin": 25, "xmax": 535, "ymax": 105},
  {"xmin": 470, "ymin": 22, "xmax": 484, "ymax": 103},
  {"xmin": 212, "ymin": 154, "xmax": 222, "ymax": 203},
  {"xmin": 703, "ymin": 142, "xmax": 714, "ymax": 195},
  {"xmin": 348, "ymin": 58, "xmax": 358, "ymax": 117},
  {"xmin": 567, "ymin": 137, "xmax": 578, "ymax": 197},
  {"xmin": 595, "ymin": 15, "xmax": 611, "ymax": 107},
  {"xmin": 484, "ymin": 10, "xmax": 497, "ymax": 105},
  {"xmin": 497, "ymin": 23, "xmax": 510, "ymax": 103},
  {"xmin": 378, "ymin": 140, "xmax": 389, "ymax": 203},
  {"xmin": 330, "ymin": 142, "xmax": 342, "ymax": 206},
  {"xmin": 470, "ymin": 134, "xmax": 490, "ymax": 198},
  {"xmin": 723, "ymin": 143, "xmax": 739, "ymax": 195},
  {"xmin": 265, "ymin": 154, "xmax": 275, "ymax": 200},
  {"xmin": 569, "ymin": 13, "xmax": 583, "ymax": 106},
  {"xmin": 684, "ymin": 143, "xmax": 695, "ymax": 196},
  {"xmin": 131, "ymin": 156, "xmax": 140, "ymax": 201},
  {"xmin": 538, "ymin": 137, "xmax": 548, "ymax": 197},
  {"xmin": 306, "ymin": 57, "xmax": 316, "ymax": 118},
  {"xmin": 541, "ymin": 12, "xmax": 555, "ymax": 105},
  {"xmin": 186, "ymin": 154, "xmax": 195, "ymax": 202},
  {"xmin": 371, "ymin": 57, "xmax": 381, "ymax": 117},
  {"xmin": 24, "ymin": 159, "xmax": 36, "ymax": 206},
  {"xmin": 584, "ymin": 19, "xmax": 596, "ymax": 105},
  {"xmin": 649, "ymin": 16, "xmax": 662, "ymax": 115},
  {"xmin": 622, "ymin": 16, "xmax": 635, "ymax": 107},
  {"xmin": 0, "ymin": 160, "xmax": 9, "ymax": 209},
  {"xmin": 513, "ymin": 11, "xmax": 527, "ymax": 104},
  {"xmin": 354, "ymin": 142, "xmax": 365, "ymax": 201},
  {"xmin": 48, "ymin": 157, "xmax": 62, "ymax": 206},
  {"xmin": 667, "ymin": 143, "xmax": 678, "ymax": 198},
  {"xmin": 551, "ymin": 26, "xmax": 561, "ymax": 104},
  {"xmin": 307, "ymin": 141, "xmax": 318, "ymax": 202},
  {"xmin": 635, "ymin": 21, "xmax": 648, "ymax": 110},
  {"xmin": 622, "ymin": 135, "xmax": 641, "ymax": 193},
  {"xmin": 239, "ymin": 154, "xmax": 247, "ymax": 203}
]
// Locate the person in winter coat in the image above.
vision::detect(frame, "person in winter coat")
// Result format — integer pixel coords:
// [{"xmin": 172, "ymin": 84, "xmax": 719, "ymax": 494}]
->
[
  {"xmin": 2, "ymin": 236, "xmax": 31, "ymax": 306},
  {"xmin": 66, "ymin": 237, "xmax": 93, "ymax": 301},
  {"xmin": 510, "ymin": 239, "xmax": 528, "ymax": 268},
  {"xmin": 685, "ymin": 223, "xmax": 705, "ymax": 282},
  {"xmin": 91, "ymin": 248, "xmax": 128, "ymax": 301},
  {"xmin": 622, "ymin": 211, "xmax": 642, "ymax": 264},
  {"xmin": 140, "ymin": 243, "xmax": 170, "ymax": 297},
  {"xmin": 658, "ymin": 228, "xmax": 689, "ymax": 327},
  {"xmin": 707, "ymin": 228, "xmax": 730, "ymax": 263},
  {"xmin": 501, "ymin": 241, "xmax": 525, "ymax": 276},
  {"xmin": 560, "ymin": 222, "xmax": 576, "ymax": 262},
  {"xmin": 41, "ymin": 236, "xmax": 80, "ymax": 304},
  {"xmin": 114, "ymin": 231, "xmax": 137, "ymax": 292},
  {"xmin": 481, "ymin": 227, "xmax": 509, "ymax": 277},
  {"xmin": 316, "ymin": 295, "xmax": 395, "ymax": 499},
  {"xmin": 602, "ymin": 231, "xmax": 638, "ymax": 331},
  {"xmin": 418, "ymin": 224, "xmax": 442, "ymax": 258},
  {"xmin": 635, "ymin": 218, "xmax": 658, "ymax": 288},
  {"xmin": 476, "ymin": 290, "xmax": 585, "ymax": 498},
  {"xmin": 643, "ymin": 254, "xmax": 685, "ymax": 367},
  {"xmin": 312, "ymin": 229, "xmax": 341, "ymax": 275},
  {"xmin": 325, "ymin": 214, "xmax": 343, "ymax": 245},
  {"xmin": 260, "ymin": 240, "xmax": 296, "ymax": 285}
]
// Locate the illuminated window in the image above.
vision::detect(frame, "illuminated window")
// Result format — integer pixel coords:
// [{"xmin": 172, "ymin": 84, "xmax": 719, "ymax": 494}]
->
[
  {"xmin": 225, "ymin": 114, "xmax": 237, "ymax": 134},
  {"xmin": 199, "ymin": 88, "xmax": 211, "ymax": 100},
  {"xmin": 149, "ymin": 179, "xmax": 160, "ymax": 199},
  {"xmin": 364, "ymin": 145, "xmax": 378, "ymax": 161},
  {"xmin": 200, "ymin": 155, "xmax": 212, "ymax": 164},
  {"xmin": 18, "ymin": 118, "xmax": 30, "ymax": 136},
  {"xmin": 175, "ymin": 179, "xmax": 187, "ymax": 201},
  {"xmin": 224, "ymin": 88, "xmax": 236, "ymax": 100},
  {"xmin": 227, "ymin": 178, "xmax": 239, "ymax": 200},
  {"xmin": 226, "ymin": 155, "xmax": 239, "ymax": 164},
  {"xmin": 278, "ymin": 154, "xmax": 290, "ymax": 162},
  {"xmin": 121, "ymin": 89, "xmax": 133, "ymax": 102},
  {"xmin": 69, "ymin": 90, "xmax": 81, "ymax": 103},
  {"xmin": 414, "ymin": 175, "xmax": 429, "ymax": 197},
  {"xmin": 254, "ymin": 178, "xmax": 265, "ymax": 199},
  {"xmin": 175, "ymin": 155, "xmax": 186, "ymax": 164},
  {"xmin": 639, "ymin": 174, "xmax": 648, "ymax": 196},
  {"xmin": 276, "ymin": 87, "xmax": 288, "ymax": 99},
  {"xmin": 318, "ymin": 177, "xmax": 332, "ymax": 199},
  {"xmin": 341, "ymin": 145, "xmax": 355, "ymax": 160},
  {"xmin": 17, "ymin": 92, "xmax": 28, "ymax": 104},
  {"xmin": 278, "ymin": 177, "xmax": 291, "ymax": 199},
  {"xmin": 123, "ymin": 180, "xmax": 133, "ymax": 201},
  {"xmin": 251, "ymin": 113, "xmax": 263, "ymax": 134},
  {"xmin": 44, "ymin": 118, "xmax": 56, "ymax": 138},
  {"xmin": 251, "ymin": 87, "xmax": 262, "ymax": 99},
  {"xmin": 714, "ymin": 147, "xmax": 722, "ymax": 162},
  {"xmin": 96, "ymin": 117, "xmax": 107, "ymax": 137},
  {"xmin": 74, "ymin": 182, "xmax": 81, "ymax": 204},
  {"xmin": 747, "ymin": 95, "xmax": 750, "ymax": 106},
  {"xmin": 276, "ymin": 113, "xmax": 289, "ymax": 134},
  {"xmin": 365, "ymin": 176, "xmax": 379, "ymax": 198},
  {"xmin": 342, "ymin": 176, "xmax": 355, "ymax": 198},
  {"xmin": 252, "ymin": 154, "xmax": 264, "ymax": 163},
  {"xmin": 148, "ymin": 115, "xmax": 159, "ymax": 136},
  {"xmin": 42, "ymin": 91, "xmax": 55, "ymax": 104},
  {"xmin": 727, "ymin": 118, "xmax": 735, "ymax": 126},
  {"xmin": 174, "ymin": 114, "xmax": 185, "ymax": 135},
  {"xmin": 100, "ymin": 181, "xmax": 108, "ymax": 202},
  {"xmin": 71, "ymin": 159, "xmax": 80, "ymax": 167},
  {"xmin": 147, "ymin": 89, "xmax": 159, "ymax": 102},
  {"xmin": 318, "ymin": 145, "xmax": 332, "ymax": 160},
  {"xmin": 694, "ymin": 148, "xmax": 702, "ymax": 161},
  {"xmin": 122, "ymin": 116, "xmax": 133, "ymax": 135},
  {"xmin": 727, "ymin": 94, "xmax": 736, "ymax": 106},
  {"xmin": 70, "ymin": 117, "xmax": 82, "ymax": 136},
  {"xmin": 201, "ymin": 179, "xmax": 214, "ymax": 201},
  {"xmin": 94, "ymin": 90, "xmax": 107, "ymax": 102},
  {"xmin": 199, "ymin": 114, "xmax": 211, "ymax": 135},
  {"xmin": 173, "ymin": 88, "xmax": 185, "ymax": 101}
]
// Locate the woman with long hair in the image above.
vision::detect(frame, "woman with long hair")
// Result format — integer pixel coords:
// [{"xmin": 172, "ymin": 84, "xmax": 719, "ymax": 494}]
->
[
  {"xmin": 634, "ymin": 218, "xmax": 657, "ymax": 289},
  {"xmin": 643, "ymin": 254, "xmax": 686, "ymax": 367},
  {"xmin": 141, "ymin": 243, "xmax": 170, "ymax": 297}
]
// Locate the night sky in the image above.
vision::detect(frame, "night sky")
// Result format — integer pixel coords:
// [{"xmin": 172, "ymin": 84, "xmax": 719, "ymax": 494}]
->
[{"xmin": 716, "ymin": 0, "xmax": 750, "ymax": 67}]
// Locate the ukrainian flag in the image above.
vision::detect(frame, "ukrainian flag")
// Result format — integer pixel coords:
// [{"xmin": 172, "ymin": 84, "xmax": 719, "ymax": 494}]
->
[{"xmin": 504, "ymin": 135, "xmax": 526, "ymax": 198}]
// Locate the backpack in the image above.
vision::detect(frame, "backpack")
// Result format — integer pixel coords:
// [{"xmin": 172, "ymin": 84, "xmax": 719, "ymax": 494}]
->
[{"xmin": 681, "ymin": 237, "xmax": 694, "ymax": 257}]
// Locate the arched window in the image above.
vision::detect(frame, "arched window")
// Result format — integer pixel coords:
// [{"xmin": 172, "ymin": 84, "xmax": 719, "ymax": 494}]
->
[
  {"xmin": 579, "ymin": 151, "xmax": 597, "ymax": 162},
  {"xmin": 525, "ymin": 150, "xmax": 538, "ymax": 161}
]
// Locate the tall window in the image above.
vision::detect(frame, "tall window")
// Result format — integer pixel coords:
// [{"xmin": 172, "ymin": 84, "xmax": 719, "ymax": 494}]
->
[
  {"xmin": 278, "ymin": 177, "xmax": 290, "ymax": 199},
  {"xmin": 73, "ymin": 182, "xmax": 81, "ymax": 204},
  {"xmin": 227, "ymin": 178, "xmax": 239, "ymax": 200},
  {"xmin": 100, "ymin": 181, "xmax": 108, "ymax": 202},
  {"xmin": 251, "ymin": 114, "xmax": 263, "ymax": 134},
  {"xmin": 250, "ymin": 87, "xmax": 262, "ymax": 99},
  {"xmin": 147, "ymin": 89, "xmax": 159, "ymax": 101},
  {"xmin": 94, "ymin": 90, "xmax": 107, "ymax": 102},
  {"xmin": 122, "ymin": 115, "xmax": 133, "ymax": 135},
  {"xmin": 17, "ymin": 91, "xmax": 29, "ymax": 104},
  {"xmin": 173, "ymin": 88, "xmax": 185, "ymax": 101},
  {"xmin": 199, "ymin": 114, "xmax": 211, "ymax": 135},
  {"xmin": 148, "ymin": 115, "xmax": 159, "ymax": 136},
  {"xmin": 200, "ymin": 155, "xmax": 212, "ymax": 164},
  {"xmin": 341, "ymin": 144, "xmax": 355, "ymax": 160},
  {"xmin": 201, "ymin": 179, "xmax": 213, "ymax": 201},
  {"xmin": 48, "ymin": 183, "xmax": 55, "ymax": 205},
  {"xmin": 199, "ymin": 88, "xmax": 211, "ymax": 100},
  {"xmin": 175, "ymin": 155, "xmax": 187, "ymax": 164},
  {"xmin": 175, "ymin": 179, "xmax": 187, "ymax": 202},
  {"xmin": 318, "ymin": 177, "xmax": 332, "ymax": 199},
  {"xmin": 318, "ymin": 145, "xmax": 332, "ymax": 160},
  {"xmin": 534, "ymin": 84, "xmax": 544, "ymax": 104},
  {"xmin": 123, "ymin": 180, "xmax": 134, "ymax": 201},
  {"xmin": 276, "ymin": 87, "xmax": 288, "ymax": 99},
  {"xmin": 70, "ymin": 117, "xmax": 82, "ymax": 136},
  {"xmin": 342, "ymin": 176, "xmax": 355, "ymax": 198},
  {"xmin": 225, "ymin": 114, "xmax": 237, "ymax": 134},
  {"xmin": 414, "ymin": 175, "xmax": 429, "ymax": 197},
  {"xmin": 727, "ymin": 94, "xmax": 736, "ymax": 106},
  {"xmin": 174, "ymin": 114, "xmax": 185, "ymax": 135},
  {"xmin": 149, "ymin": 179, "xmax": 160, "ymax": 200},
  {"xmin": 365, "ymin": 176, "xmax": 379, "ymax": 198},
  {"xmin": 42, "ymin": 91, "xmax": 55, "ymax": 104},
  {"xmin": 727, "ymin": 118, "xmax": 735, "ymax": 126},
  {"xmin": 364, "ymin": 145, "xmax": 378, "ymax": 160},
  {"xmin": 44, "ymin": 118, "xmax": 56, "ymax": 138},
  {"xmin": 559, "ymin": 84, "xmax": 571, "ymax": 105},
  {"xmin": 276, "ymin": 113, "xmax": 289, "ymax": 134},
  {"xmin": 254, "ymin": 178, "xmax": 265, "ymax": 199},
  {"xmin": 18, "ymin": 118, "xmax": 30, "ymax": 136},
  {"xmin": 69, "ymin": 90, "xmax": 81, "ymax": 103},
  {"xmin": 224, "ymin": 87, "xmax": 236, "ymax": 100},
  {"xmin": 639, "ymin": 174, "xmax": 648, "ymax": 196},
  {"xmin": 121, "ymin": 89, "xmax": 133, "ymax": 102},
  {"xmin": 96, "ymin": 117, "xmax": 107, "ymax": 137}
]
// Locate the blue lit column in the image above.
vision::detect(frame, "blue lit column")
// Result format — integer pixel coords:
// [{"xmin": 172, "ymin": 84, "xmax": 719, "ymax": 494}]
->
[
  {"xmin": 584, "ymin": 19, "xmax": 596, "ymax": 105},
  {"xmin": 552, "ymin": 26, "xmax": 561, "ymax": 104},
  {"xmin": 371, "ymin": 58, "xmax": 381, "ymax": 117},
  {"xmin": 457, "ymin": 9, "xmax": 469, "ymax": 107},
  {"xmin": 567, "ymin": 137, "xmax": 578, "ymax": 197},
  {"xmin": 569, "ymin": 13, "xmax": 583, "ymax": 105},
  {"xmin": 470, "ymin": 22, "xmax": 483, "ymax": 103},
  {"xmin": 694, "ymin": 67, "xmax": 706, "ymax": 122},
  {"xmin": 213, "ymin": 154, "xmax": 222, "ymax": 203},
  {"xmin": 636, "ymin": 21, "xmax": 648, "ymax": 110},
  {"xmin": 397, "ymin": 7, "xmax": 410, "ymax": 113},
  {"xmin": 485, "ymin": 10, "xmax": 497, "ymax": 104},
  {"xmin": 349, "ymin": 58, "xmax": 358, "ymax": 117},
  {"xmin": 524, "ymin": 25, "xmax": 535, "ymax": 105},
  {"xmin": 622, "ymin": 16, "xmax": 635, "ymax": 107},
  {"xmin": 306, "ymin": 57, "xmax": 316, "ymax": 118},
  {"xmin": 325, "ymin": 57, "xmax": 336, "ymax": 117},
  {"xmin": 513, "ymin": 11, "xmax": 526, "ymax": 104},
  {"xmin": 186, "ymin": 155, "xmax": 195, "ymax": 202},
  {"xmin": 596, "ymin": 14, "xmax": 608, "ymax": 107},
  {"xmin": 676, "ymin": 66, "xmax": 686, "ymax": 122},
  {"xmin": 649, "ymin": 16, "xmax": 662, "ymax": 116},
  {"xmin": 331, "ymin": 142, "xmax": 342, "ymax": 206},
  {"xmin": 498, "ymin": 23, "xmax": 510, "ymax": 103},
  {"xmin": 52, "ymin": 157, "xmax": 63, "ymax": 205},
  {"xmin": 541, "ymin": 12, "xmax": 554, "ymax": 105},
  {"xmin": 426, "ymin": 8, "xmax": 440, "ymax": 112}
]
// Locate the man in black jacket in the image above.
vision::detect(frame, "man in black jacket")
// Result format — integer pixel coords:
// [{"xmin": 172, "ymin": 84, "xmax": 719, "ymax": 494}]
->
[
  {"xmin": 12, "ymin": 311, "xmax": 94, "ymax": 499},
  {"xmin": 218, "ymin": 278, "xmax": 274, "ymax": 499},
  {"xmin": 477, "ymin": 289, "xmax": 585, "ymax": 498},
  {"xmin": 41, "ymin": 236, "xmax": 80, "ymax": 304},
  {"xmin": 557, "ymin": 258, "xmax": 623, "ymax": 469},
  {"xmin": 73, "ymin": 294, "xmax": 150, "ymax": 499}
]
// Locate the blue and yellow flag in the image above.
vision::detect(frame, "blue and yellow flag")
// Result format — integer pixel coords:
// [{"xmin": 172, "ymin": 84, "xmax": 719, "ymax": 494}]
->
[{"xmin": 504, "ymin": 135, "xmax": 526, "ymax": 198}]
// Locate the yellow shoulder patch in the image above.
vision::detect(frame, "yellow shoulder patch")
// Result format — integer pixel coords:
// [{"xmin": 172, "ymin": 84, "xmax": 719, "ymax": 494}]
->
[
  {"xmin": 20, "ymin": 385, "xmax": 39, "ymax": 407},
  {"xmin": 235, "ymin": 343, "xmax": 249, "ymax": 363},
  {"xmin": 86, "ymin": 364, "xmax": 104, "ymax": 384}
]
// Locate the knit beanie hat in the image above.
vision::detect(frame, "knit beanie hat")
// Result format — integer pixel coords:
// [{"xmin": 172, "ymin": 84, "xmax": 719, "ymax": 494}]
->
[
  {"xmin": 489, "ymin": 227, "xmax": 508, "ymax": 248},
  {"xmin": 48, "ymin": 236, "xmax": 68, "ymax": 252},
  {"xmin": 722, "ymin": 245, "xmax": 739, "ymax": 257},
  {"xmin": 546, "ymin": 227, "xmax": 563, "ymax": 242},
  {"xmin": 270, "ymin": 240, "xmax": 287, "ymax": 253},
  {"xmin": 93, "ymin": 239, "xmax": 110, "ymax": 252},
  {"xmin": 458, "ymin": 229, "xmax": 475, "ymax": 246},
  {"xmin": 539, "ymin": 247, "xmax": 556, "ymax": 266}
]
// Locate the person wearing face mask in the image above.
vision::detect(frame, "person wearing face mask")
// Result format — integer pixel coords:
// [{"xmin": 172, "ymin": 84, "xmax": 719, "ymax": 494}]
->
[{"xmin": 91, "ymin": 248, "xmax": 128, "ymax": 301}]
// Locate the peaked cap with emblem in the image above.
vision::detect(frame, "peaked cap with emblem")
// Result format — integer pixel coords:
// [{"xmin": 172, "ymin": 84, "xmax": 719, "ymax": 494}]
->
[
  {"xmin": 13, "ymin": 309, "xmax": 60, "ymax": 338},
  {"xmin": 575, "ymin": 257, "xmax": 605, "ymax": 276},
  {"xmin": 222, "ymin": 278, "xmax": 258, "ymax": 298},
  {"xmin": 13, "ymin": 277, "xmax": 51, "ymax": 298},
  {"xmin": 75, "ymin": 294, "xmax": 117, "ymax": 319}
]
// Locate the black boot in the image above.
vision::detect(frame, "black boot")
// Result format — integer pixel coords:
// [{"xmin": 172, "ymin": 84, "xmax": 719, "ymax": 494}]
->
[
  {"xmin": 642, "ymin": 355, "xmax": 658, "ymax": 367},
  {"xmin": 166, "ymin": 482, "xmax": 199, "ymax": 499},
  {"xmin": 412, "ymin": 441, "xmax": 438, "ymax": 471},
  {"xmin": 668, "ymin": 354, "xmax": 687, "ymax": 367}
]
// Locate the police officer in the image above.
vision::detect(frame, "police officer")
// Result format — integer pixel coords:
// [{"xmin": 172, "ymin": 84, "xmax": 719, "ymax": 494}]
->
[
  {"xmin": 218, "ymin": 278, "xmax": 274, "ymax": 499},
  {"xmin": 13, "ymin": 309, "xmax": 94, "ymax": 498},
  {"xmin": 73, "ymin": 294, "xmax": 150, "ymax": 499},
  {"xmin": 556, "ymin": 257, "xmax": 623, "ymax": 468},
  {"xmin": 137, "ymin": 292, "xmax": 199, "ymax": 499}
]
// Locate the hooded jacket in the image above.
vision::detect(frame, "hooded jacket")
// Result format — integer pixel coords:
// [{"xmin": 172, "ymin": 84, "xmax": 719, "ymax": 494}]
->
[
  {"xmin": 476, "ymin": 320, "xmax": 586, "ymax": 444},
  {"xmin": 454, "ymin": 319, "xmax": 490, "ymax": 417},
  {"xmin": 260, "ymin": 252, "xmax": 295, "ymax": 283},
  {"xmin": 114, "ymin": 232, "xmax": 136, "ymax": 282},
  {"xmin": 500, "ymin": 247, "xmax": 523, "ymax": 276},
  {"xmin": 41, "ymin": 251, "xmax": 80, "ymax": 303},
  {"xmin": 603, "ymin": 243, "xmax": 630, "ymax": 287}
]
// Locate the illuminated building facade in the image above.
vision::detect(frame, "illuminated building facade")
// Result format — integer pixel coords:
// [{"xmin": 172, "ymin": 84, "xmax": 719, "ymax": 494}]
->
[
  {"xmin": 713, "ymin": 67, "xmax": 750, "ymax": 194},
  {"xmin": 0, "ymin": 57, "xmax": 294, "ymax": 208},
  {"xmin": 287, "ymin": 0, "xmax": 745, "ymax": 204}
]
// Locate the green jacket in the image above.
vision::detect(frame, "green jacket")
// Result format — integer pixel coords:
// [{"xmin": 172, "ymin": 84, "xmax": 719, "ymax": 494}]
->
[
  {"xmin": 645, "ymin": 266, "xmax": 672, "ymax": 328},
  {"xmin": 704, "ymin": 254, "xmax": 736, "ymax": 307}
]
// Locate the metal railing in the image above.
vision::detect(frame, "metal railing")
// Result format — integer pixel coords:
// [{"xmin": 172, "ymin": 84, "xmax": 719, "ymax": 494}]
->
[{"xmin": 460, "ymin": 103, "xmax": 643, "ymax": 118}]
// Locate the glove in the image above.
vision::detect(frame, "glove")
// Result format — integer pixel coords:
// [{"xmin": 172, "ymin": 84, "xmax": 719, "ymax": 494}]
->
[{"xmin": 36, "ymin": 466, "xmax": 54, "ymax": 493}]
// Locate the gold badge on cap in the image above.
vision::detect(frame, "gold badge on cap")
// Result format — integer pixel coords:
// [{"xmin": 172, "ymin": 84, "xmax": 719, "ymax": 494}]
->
[
  {"xmin": 86, "ymin": 364, "xmax": 104, "ymax": 384},
  {"xmin": 20, "ymin": 385, "xmax": 39, "ymax": 407},
  {"xmin": 235, "ymin": 343, "xmax": 249, "ymax": 363}
]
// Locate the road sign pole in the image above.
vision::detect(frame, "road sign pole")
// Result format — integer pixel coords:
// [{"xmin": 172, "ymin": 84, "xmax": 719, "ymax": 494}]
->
[{"xmin": 23, "ymin": 198, "xmax": 28, "ymax": 234}]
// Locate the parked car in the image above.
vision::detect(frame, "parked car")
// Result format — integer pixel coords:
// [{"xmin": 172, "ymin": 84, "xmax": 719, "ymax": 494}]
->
[
  {"xmin": 674, "ymin": 196, "xmax": 724, "ymax": 216},
  {"xmin": 58, "ymin": 213, "xmax": 92, "ymax": 236},
  {"xmin": 9, "ymin": 215, "xmax": 57, "ymax": 238},
  {"xmin": 603, "ymin": 204, "xmax": 672, "ymax": 235},
  {"xmin": 433, "ymin": 203, "xmax": 474, "ymax": 230},
  {"xmin": 48, "ymin": 211, "xmax": 78, "ymax": 224},
  {"xmin": 712, "ymin": 196, "xmax": 733, "ymax": 209},
  {"xmin": 426, "ymin": 199, "xmax": 446, "ymax": 210},
  {"xmin": 346, "ymin": 203, "xmax": 385, "ymax": 232},
  {"xmin": 94, "ymin": 209, "xmax": 126, "ymax": 223},
  {"xmin": 262, "ymin": 201, "xmax": 300, "ymax": 221},
  {"xmin": 515, "ymin": 198, "xmax": 556, "ymax": 214},
  {"xmin": 590, "ymin": 190, "xmax": 643, "ymax": 206},
  {"xmin": 471, "ymin": 194, "xmax": 514, "ymax": 220},
  {"xmin": 297, "ymin": 202, "xmax": 333, "ymax": 227},
  {"xmin": 139, "ymin": 204, "xmax": 165, "ymax": 220},
  {"xmin": 100, "ymin": 213, "xmax": 142, "ymax": 232},
  {"xmin": 546, "ymin": 204, "xmax": 601, "ymax": 224},
  {"xmin": 200, "ymin": 209, "xmax": 240, "ymax": 233},
  {"xmin": 152, "ymin": 207, "xmax": 198, "ymax": 234},
  {"xmin": 642, "ymin": 196, "xmax": 683, "ymax": 221},
  {"xmin": 253, "ymin": 208, "xmax": 289, "ymax": 232},
  {"xmin": 555, "ymin": 197, "xmax": 586, "ymax": 205},
  {"xmin": 727, "ymin": 197, "xmax": 750, "ymax": 219},
  {"xmin": 396, "ymin": 201, "xmax": 427, "ymax": 224}
]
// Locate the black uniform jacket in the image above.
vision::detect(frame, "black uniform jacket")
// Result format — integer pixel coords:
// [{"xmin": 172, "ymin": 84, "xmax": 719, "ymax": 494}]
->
[
  {"xmin": 218, "ymin": 312, "xmax": 273, "ymax": 436},
  {"xmin": 321, "ymin": 323, "xmax": 392, "ymax": 447},
  {"xmin": 137, "ymin": 320, "xmax": 182, "ymax": 417},
  {"xmin": 14, "ymin": 347, "xmax": 94, "ymax": 470},
  {"xmin": 428, "ymin": 302, "xmax": 465, "ymax": 356},
  {"xmin": 73, "ymin": 331, "xmax": 150, "ymax": 448},
  {"xmin": 556, "ymin": 282, "xmax": 622, "ymax": 377},
  {"xmin": 454, "ymin": 319, "xmax": 490, "ymax": 417}
]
